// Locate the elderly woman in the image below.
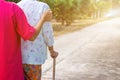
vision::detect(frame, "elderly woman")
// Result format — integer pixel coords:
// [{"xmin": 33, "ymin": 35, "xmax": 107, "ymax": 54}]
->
[
  {"xmin": 0, "ymin": 0, "xmax": 52, "ymax": 80},
  {"xmin": 18, "ymin": 0, "xmax": 58, "ymax": 80}
]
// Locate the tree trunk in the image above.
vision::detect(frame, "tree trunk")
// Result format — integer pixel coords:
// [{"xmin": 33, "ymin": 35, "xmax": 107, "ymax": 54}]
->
[{"xmin": 61, "ymin": 19, "xmax": 65, "ymax": 25}]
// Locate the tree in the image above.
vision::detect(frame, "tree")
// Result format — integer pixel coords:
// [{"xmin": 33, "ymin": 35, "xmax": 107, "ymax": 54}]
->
[
  {"xmin": 79, "ymin": 0, "xmax": 111, "ymax": 19},
  {"xmin": 96, "ymin": 0, "xmax": 111, "ymax": 17},
  {"xmin": 111, "ymin": 0, "xmax": 120, "ymax": 9},
  {"xmin": 40, "ymin": 0, "xmax": 81, "ymax": 26}
]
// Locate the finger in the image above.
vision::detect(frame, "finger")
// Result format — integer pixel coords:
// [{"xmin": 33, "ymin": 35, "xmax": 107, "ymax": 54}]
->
[
  {"xmin": 51, "ymin": 55, "xmax": 57, "ymax": 58},
  {"xmin": 48, "ymin": 9, "xmax": 52, "ymax": 12}
]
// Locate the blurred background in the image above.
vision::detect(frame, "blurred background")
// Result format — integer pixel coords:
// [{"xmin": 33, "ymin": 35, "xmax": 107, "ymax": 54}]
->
[
  {"xmin": 8, "ymin": 0, "xmax": 120, "ymax": 36},
  {"xmin": 7, "ymin": 0, "xmax": 120, "ymax": 80}
]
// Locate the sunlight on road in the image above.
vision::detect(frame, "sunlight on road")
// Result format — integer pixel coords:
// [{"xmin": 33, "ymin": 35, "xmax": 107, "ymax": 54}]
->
[
  {"xmin": 42, "ymin": 18, "xmax": 120, "ymax": 80},
  {"xmin": 104, "ymin": 9, "xmax": 120, "ymax": 17}
]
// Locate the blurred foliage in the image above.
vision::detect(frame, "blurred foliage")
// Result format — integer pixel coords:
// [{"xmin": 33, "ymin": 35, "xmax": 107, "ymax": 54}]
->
[
  {"xmin": 40, "ymin": 0, "xmax": 81, "ymax": 26},
  {"xmin": 7, "ymin": 0, "xmax": 20, "ymax": 3},
  {"xmin": 39, "ymin": 0, "xmax": 115, "ymax": 25},
  {"xmin": 7, "ymin": 0, "xmax": 120, "ymax": 25},
  {"xmin": 112, "ymin": 0, "xmax": 120, "ymax": 9}
]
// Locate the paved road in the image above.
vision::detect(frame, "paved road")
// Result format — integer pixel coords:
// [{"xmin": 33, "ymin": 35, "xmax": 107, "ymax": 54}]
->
[{"xmin": 42, "ymin": 18, "xmax": 120, "ymax": 80}]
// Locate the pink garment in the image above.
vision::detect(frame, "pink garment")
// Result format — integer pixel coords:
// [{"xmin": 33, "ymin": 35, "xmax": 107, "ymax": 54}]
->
[{"xmin": 0, "ymin": 0, "xmax": 36, "ymax": 80}]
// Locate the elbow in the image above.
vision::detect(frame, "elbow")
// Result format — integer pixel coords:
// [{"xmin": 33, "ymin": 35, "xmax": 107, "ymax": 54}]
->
[
  {"xmin": 29, "ymin": 37, "xmax": 36, "ymax": 41},
  {"xmin": 28, "ymin": 32, "xmax": 37, "ymax": 41}
]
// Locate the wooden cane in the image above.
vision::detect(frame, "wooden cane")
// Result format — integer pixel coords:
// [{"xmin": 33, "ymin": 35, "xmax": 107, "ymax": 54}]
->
[{"xmin": 53, "ymin": 58, "xmax": 56, "ymax": 80}]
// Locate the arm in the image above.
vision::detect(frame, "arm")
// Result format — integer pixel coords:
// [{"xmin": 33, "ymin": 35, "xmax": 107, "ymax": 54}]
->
[
  {"xmin": 13, "ymin": 4, "xmax": 52, "ymax": 41},
  {"xmin": 42, "ymin": 4, "xmax": 58, "ymax": 58}
]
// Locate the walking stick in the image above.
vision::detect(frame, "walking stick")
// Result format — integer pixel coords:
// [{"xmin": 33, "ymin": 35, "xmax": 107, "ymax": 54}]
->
[{"xmin": 53, "ymin": 58, "xmax": 56, "ymax": 80}]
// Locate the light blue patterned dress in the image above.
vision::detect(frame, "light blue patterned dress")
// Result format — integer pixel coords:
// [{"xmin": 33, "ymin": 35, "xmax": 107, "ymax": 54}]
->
[{"xmin": 18, "ymin": 0, "xmax": 54, "ymax": 65}]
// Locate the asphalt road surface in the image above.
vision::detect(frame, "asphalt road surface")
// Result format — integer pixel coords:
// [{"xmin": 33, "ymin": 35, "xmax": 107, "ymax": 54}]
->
[{"xmin": 42, "ymin": 18, "xmax": 120, "ymax": 80}]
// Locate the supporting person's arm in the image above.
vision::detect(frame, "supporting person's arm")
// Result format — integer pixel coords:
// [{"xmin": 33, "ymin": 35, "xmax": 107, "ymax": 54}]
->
[{"xmin": 13, "ymin": 3, "xmax": 52, "ymax": 41}]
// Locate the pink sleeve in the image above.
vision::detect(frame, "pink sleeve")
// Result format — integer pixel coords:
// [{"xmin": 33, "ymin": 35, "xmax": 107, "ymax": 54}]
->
[{"xmin": 13, "ymin": 4, "xmax": 36, "ymax": 40}]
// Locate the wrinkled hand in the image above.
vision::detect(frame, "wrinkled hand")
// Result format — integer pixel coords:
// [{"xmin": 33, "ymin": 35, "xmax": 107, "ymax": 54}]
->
[
  {"xmin": 42, "ymin": 10, "xmax": 52, "ymax": 22},
  {"xmin": 50, "ymin": 51, "xmax": 58, "ymax": 59}
]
